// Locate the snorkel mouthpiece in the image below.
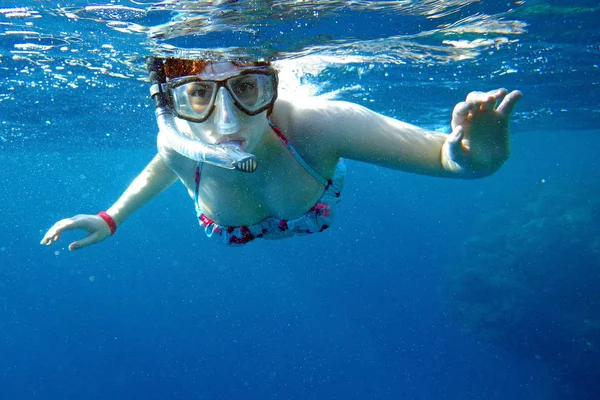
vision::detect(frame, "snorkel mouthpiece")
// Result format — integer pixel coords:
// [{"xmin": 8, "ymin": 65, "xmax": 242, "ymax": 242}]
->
[
  {"xmin": 147, "ymin": 57, "xmax": 258, "ymax": 173},
  {"xmin": 155, "ymin": 108, "xmax": 257, "ymax": 171},
  {"xmin": 220, "ymin": 142, "xmax": 258, "ymax": 172}
]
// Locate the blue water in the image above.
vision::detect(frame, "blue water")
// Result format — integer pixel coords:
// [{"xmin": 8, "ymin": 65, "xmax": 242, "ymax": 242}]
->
[{"xmin": 1, "ymin": 1, "xmax": 599, "ymax": 399}]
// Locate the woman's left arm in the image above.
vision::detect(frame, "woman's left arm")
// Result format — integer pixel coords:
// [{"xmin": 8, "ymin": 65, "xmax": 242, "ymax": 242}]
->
[{"xmin": 296, "ymin": 88, "xmax": 522, "ymax": 178}]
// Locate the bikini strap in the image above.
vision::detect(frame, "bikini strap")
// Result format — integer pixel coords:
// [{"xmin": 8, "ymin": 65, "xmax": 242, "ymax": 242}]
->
[{"xmin": 267, "ymin": 117, "xmax": 329, "ymax": 187}]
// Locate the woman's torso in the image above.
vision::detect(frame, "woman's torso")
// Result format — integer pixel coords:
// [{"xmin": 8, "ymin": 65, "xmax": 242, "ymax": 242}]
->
[{"xmin": 161, "ymin": 100, "xmax": 341, "ymax": 227}]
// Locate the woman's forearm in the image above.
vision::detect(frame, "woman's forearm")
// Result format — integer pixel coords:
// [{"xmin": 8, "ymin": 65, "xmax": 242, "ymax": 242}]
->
[{"xmin": 106, "ymin": 154, "xmax": 178, "ymax": 226}]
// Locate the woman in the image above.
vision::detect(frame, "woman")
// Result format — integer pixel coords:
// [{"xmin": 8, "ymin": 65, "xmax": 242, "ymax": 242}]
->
[{"xmin": 41, "ymin": 58, "xmax": 522, "ymax": 247}]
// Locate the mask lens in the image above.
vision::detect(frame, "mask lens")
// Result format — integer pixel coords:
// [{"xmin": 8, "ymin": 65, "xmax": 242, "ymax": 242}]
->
[
  {"xmin": 227, "ymin": 73, "xmax": 276, "ymax": 114},
  {"xmin": 171, "ymin": 80, "xmax": 216, "ymax": 122}
]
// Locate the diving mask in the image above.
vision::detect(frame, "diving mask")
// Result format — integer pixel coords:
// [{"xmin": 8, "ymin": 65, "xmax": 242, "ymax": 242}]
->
[{"xmin": 167, "ymin": 67, "xmax": 278, "ymax": 123}]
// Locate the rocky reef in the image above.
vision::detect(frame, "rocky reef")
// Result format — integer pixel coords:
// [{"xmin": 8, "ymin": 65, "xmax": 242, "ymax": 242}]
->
[{"xmin": 444, "ymin": 180, "xmax": 600, "ymax": 399}]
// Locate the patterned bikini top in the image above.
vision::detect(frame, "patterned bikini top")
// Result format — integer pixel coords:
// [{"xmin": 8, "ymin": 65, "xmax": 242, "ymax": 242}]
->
[{"xmin": 193, "ymin": 118, "xmax": 346, "ymax": 245}]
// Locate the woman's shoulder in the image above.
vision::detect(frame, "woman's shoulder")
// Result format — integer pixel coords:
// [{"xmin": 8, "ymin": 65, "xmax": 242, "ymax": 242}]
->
[
  {"xmin": 272, "ymin": 97, "xmax": 340, "ymax": 135},
  {"xmin": 270, "ymin": 98, "xmax": 344, "ymax": 170},
  {"xmin": 275, "ymin": 96, "xmax": 359, "ymax": 115},
  {"xmin": 271, "ymin": 98, "xmax": 327, "ymax": 142},
  {"xmin": 274, "ymin": 97, "xmax": 370, "ymax": 131}
]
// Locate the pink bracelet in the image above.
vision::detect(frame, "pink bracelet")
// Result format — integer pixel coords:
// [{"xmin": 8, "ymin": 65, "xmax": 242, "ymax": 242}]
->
[{"xmin": 98, "ymin": 211, "xmax": 117, "ymax": 235}]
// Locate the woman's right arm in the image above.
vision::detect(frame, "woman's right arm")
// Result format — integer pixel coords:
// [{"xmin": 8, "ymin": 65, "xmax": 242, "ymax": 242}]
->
[{"xmin": 41, "ymin": 154, "xmax": 178, "ymax": 251}]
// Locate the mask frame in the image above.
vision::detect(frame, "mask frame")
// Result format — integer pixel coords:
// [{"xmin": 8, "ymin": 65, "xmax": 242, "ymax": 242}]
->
[{"xmin": 166, "ymin": 67, "xmax": 278, "ymax": 123}]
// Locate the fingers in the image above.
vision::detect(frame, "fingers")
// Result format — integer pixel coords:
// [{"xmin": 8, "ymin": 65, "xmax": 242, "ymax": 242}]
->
[
  {"xmin": 449, "ymin": 125, "xmax": 471, "ymax": 154},
  {"xmin": 451, "ymin": 102, "xmax": 473, "ymax": 129},
  {"xmin": 448, "ymin": 125, "xmax": 464, "ymax": 146},
  {"xmin": 40, "ymin": 215, "xmax": 89, "ymax": 246},
  {"xmin": 451, "ymin": 88, "xmax": 507, "ymax": 127},
  {"xmin": 69, "ymin": 232, "xmax": 101, "ymax": 251},
  {"xmin": 496, "ymin": 90, "xmax": 523, "ymax": 116},
  {"xmin": 466, "ymin": 88, "xmax": 508, "ymax": 112},
  {"xmin": 466, "ymin": 91, "xmax": 492, "ymax": 111},
  {"xmin": 457, "ymin": 88, "xmax": 520, "ymax": 123},
  {"xmin": 444, "ymin": 125, "xmax": 469, "ymax": 169},
  {"xmin": 452, "ymin": 88, "xmax": 520, "ymax": 127},
  {"xmin": 40, "ymin": 218, "xmax": 73, "ymax": 246}
]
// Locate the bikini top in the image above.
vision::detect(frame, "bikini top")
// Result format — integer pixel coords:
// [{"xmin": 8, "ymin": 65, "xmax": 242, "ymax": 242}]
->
[{"xmin": 193, "ymin": 118, "xmax": 346, "ymax": 245}]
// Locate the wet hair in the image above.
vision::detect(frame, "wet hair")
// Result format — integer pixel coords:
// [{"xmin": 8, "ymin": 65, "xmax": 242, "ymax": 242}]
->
[{"xmin": 163, "ymin": 58, "xmax": 271, "ymax": 79}]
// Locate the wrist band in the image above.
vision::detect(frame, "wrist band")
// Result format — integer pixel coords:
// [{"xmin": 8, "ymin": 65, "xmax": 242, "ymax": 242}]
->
[{"xmin": 98, "ymin": 211, "xmax": 117, "ymax": 236}]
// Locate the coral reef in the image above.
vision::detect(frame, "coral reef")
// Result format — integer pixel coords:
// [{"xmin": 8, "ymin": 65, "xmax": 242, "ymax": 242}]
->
[{"xmin": 444, "ymin": 180, "xmax": 600, "ymax": 399}]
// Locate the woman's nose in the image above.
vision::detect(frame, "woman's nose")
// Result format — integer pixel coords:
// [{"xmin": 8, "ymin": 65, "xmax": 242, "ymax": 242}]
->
[{"xmin": 213, "ymin": 87, "xmax": 241, "ymax": 135}]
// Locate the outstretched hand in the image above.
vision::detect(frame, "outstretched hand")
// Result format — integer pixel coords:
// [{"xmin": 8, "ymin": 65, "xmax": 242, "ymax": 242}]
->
[
  {"xmin": 40, "ymin": 214, "xmax": 112, "ymax": 251},
  {"xmin": 443, "ymin": 88, "xmax": 522, "ymax": 176}
]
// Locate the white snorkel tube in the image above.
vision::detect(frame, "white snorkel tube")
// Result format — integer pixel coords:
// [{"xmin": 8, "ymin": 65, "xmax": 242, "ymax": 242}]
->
[{"xmin": 147, "ymin": 57, "xmax": 258, "ymax": 173}]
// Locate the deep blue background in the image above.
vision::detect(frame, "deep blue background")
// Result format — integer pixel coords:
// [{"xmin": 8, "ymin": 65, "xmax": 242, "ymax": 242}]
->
[
  {"xmin": 1, "ymin": 0, "xmax": 599, "ymax": 399},
  {"xmin": 4, "ymin": 128, "xmax": 597, "ymax": 399}
]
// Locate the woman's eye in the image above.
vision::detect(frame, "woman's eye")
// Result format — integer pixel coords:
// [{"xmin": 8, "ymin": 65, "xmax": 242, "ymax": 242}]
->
[
  {"xmin": 237, "ymin": 83, "xmax": 256, "ymax": 95},
  {"xmin": 192, "ymin": 87, "xmax": 209, "ymax": 97},
  {"xmin": 186, "ymin": 84, "xmax": 211, "ymax": 99},
  {"xmin": 235, "ymin": 78, "xmax": 258, "ymax": 93}
]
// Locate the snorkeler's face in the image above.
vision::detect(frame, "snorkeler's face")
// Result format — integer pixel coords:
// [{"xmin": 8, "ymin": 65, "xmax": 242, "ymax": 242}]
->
[
  {"xmin": 172, "ymin": 62, "xmax": 274, "ymax": 151},
  {"xmin": 168, "ymin": 62, "xmax": 277, "ymax": 121}
]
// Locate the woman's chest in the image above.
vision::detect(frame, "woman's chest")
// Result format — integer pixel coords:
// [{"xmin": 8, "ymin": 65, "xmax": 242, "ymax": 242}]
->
[{"xmin": 194, "ymin": 160, "xmax": 327, "ymax": 226}]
